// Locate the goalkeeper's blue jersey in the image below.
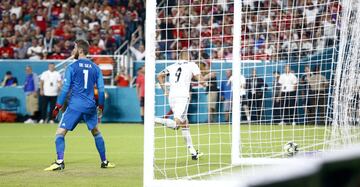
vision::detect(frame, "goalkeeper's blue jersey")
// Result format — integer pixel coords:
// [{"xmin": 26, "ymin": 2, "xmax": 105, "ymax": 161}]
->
[{"xmin": 57, "ymin": 58, "xmax": 105, "ymax": 114}]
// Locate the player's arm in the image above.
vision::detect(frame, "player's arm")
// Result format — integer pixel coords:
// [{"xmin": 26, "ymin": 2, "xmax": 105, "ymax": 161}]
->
[
  {"xmin": 52, "ymin": 66, "xmax": 73, "ymax": 118},
  {"xmin": 157, "ymin": 69, "xmax": 169, "ymax": 96},
  {"xmin": 96, "ymin": 68, "xmax": 105, "ymax": 110}
]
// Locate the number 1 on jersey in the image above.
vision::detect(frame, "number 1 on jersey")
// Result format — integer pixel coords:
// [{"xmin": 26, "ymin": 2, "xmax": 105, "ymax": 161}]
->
[{"xmin": 83, "ymin": 69, "xmax": 88, "ymax": 89}]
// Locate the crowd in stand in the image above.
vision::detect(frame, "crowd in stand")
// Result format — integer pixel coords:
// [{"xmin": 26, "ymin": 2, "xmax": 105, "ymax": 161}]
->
[
  {"xmin": 156, "ymin": 0, "xmax": 340, "ymax": 61},
  {"xmin": 0, "ymin": 0, "xmax": 340, "ymax": 61},
  {"xmin": 0, "ymin": 0, "xmax": 145, "ymax": 60}
]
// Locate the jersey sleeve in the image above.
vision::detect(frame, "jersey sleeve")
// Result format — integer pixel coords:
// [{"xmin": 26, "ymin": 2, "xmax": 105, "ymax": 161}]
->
[
  {"xmin": 56, "ymin": 66, "xmax": 73, "ymax": 105},
  {"xmin": 96, "ymin": 67, "xmax": 105, "ymax": 107}
]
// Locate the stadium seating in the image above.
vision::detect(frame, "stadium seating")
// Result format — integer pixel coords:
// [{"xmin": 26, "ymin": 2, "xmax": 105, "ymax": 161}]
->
[{"xmin": 0, "ymin": 0, "xmax": 145, "ymax": 59}]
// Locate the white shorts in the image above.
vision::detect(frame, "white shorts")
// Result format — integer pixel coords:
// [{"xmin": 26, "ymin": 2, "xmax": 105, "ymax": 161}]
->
[{"xmin": 169, "ymin": 97, "xmax": 190, "ymax": 123}]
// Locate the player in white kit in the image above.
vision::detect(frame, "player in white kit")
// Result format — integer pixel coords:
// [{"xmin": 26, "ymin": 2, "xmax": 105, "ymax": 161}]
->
[{"xmin": 155, "ymin": 52, "xmax": 205, "ymax": 160}]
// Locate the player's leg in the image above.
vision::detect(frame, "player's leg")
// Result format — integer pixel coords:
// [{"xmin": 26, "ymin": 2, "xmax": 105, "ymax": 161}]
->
[
  {"xmin": 164, "ymin": 109, "xmax": 173, "ymax": 118},
  {"xmin": 154, "ymin": 117, "xmax": 177, "ymax": 129},
  {"xmin": 44, "ymin": 127, "xmax": 68, "ymax": 171},
  {"xmin": 178, "ymin": 119, "xmax": 203, "ymax": 160},
  {"xmin": 44, "ymin": 108, "xmax": 81, "ymax": 171},
  {"xmin": 84, "ymin": 113, "xmax": 115, "ymax": 168},
  {"xmin": 174, "ymin": 98, "xmax": 203, "ymax": 160},
  {"xmin": 154, "ymin": 97, "xmax": 177, "ymax": 129}
]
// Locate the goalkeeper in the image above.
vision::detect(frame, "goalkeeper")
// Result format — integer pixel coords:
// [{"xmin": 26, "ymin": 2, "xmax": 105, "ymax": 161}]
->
[
  {"xmin": 155, "ymin": 51, "xmax": 206, "ymax": 160},
  {"xmin": 44, "ymin": 39, "xmax": 115, "ymax": 171}
]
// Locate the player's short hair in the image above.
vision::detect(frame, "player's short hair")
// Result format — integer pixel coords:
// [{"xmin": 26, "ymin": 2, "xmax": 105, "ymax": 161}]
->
[{"xmin": 75, "ymin": 39, "xmax": 90, "ymax": 55}]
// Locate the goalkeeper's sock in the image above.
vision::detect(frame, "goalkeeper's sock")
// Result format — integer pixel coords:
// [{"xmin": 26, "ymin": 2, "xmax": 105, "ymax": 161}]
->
[
  {"xmin": 182, "ymin": 128, "xmax": 197, "ymax": 155},
  {"xmin": 155, "ymin": 117, "xmax": 177, "ymax": 129},
  {"xmin": 94, "ymin": 133, "xmax": 107, "ymax": 162},
  {"xmin": 55, "ymin": 134, "xmax": 65, "ymax": 161}
]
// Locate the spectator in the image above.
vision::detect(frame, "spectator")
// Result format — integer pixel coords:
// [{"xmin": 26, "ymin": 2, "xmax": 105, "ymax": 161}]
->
[
  {"xmin": 304, "ymin": 1, "xmax": 319, "ymax": 26},
  {"xmin": 203, "ymin": 64, "xmax": 218, "ymax": 123},
  {"xmin": 48, "ymin": 44, "xmax": 66, "ymax": 59},
  {"xmin": 300, "ymin": 65, "xmax": 312, "ymax": 122},
  {"xmin": 278, "ymin": 64, "xmax": 298, "ymax": 125},
  {"xmin": 14, "ymin": 40, "xmax": 27, "ymax": 59},
  {"xmin": 239, "ymin": 72, "xmax": 251, "ymax": 123},
  {"xmin": 1, "ymin": 71, "xmax": 18, "ymax": 87},
  {"xmin": 246, "ymin": 68, "xmax": 266, "ymax": 121},
  {"xmin": 130, "ymin": 43, "xmax": 145, "ymax": 61},
  {"xmin": 308, "ymin": 65, "xmax": 329, "ymax": 125},
  {"xmin": 39, "ymin": 63, "xmax": 62, "ymax": 124},
  {"xmin": 43, "ymin": 29, "xmax": 54, "ymax": 53},
  {"xmin": 89, "ymin": 39, "xmax": 103, "ymax": 55},
  {"xmin": 323, "ymin": 14, "xmax": 337, "ymax": 47},
  {"xmin": 115, "ymin": 70, "xmax": 130, "ymax": 87},
  {"xmin": 24, "ymin": 66, "xmax": 39, "ymax": 124},
  {"xmin": 220, "ymin": 70, "xmax": 232, "ymax": 122},
  {"xmin": 272, "ymin": 71, "xmax": 282, "ymax": 123},
  {"xmin": 27, "ymin": 39, "xmax": 44, "ymax": 60},
  {"xmin": 136, "ymin": 66, "xmax": 145, "ymax": 122},
  {"xmin": 0, "ymin": 39, "xmax": 14, "ymax": 59}
]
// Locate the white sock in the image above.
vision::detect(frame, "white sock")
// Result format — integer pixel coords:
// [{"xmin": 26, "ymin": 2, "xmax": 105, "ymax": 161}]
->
[
  {"xmin": 154, "ymin": 117, "xmax": 177, "ymax": 129},
  {"xmin": 181, "ymin": 128, "xmax": 197, "ymax": 155},
  {"xmin": 56, "ymin": 159, "xmax": 63, "ymax": 163}
]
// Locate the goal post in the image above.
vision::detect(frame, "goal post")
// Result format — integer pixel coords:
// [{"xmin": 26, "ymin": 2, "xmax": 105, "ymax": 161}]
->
[
  {"xmin": 231, "ymin": 0, "xmax": 242, "ymax": 166},
  {"xmin": 144, "ymin": 0, "xmax": 360, "ymax": 186}
]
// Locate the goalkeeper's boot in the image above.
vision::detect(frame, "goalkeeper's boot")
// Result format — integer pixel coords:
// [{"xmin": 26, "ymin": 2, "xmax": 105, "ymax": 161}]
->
[
  {"xmin": 101, "ymin": 160, "xmax": 116, "ymax": 168},
  {"xmin": 192, "ymin": 150, "xmax": 204, "ymax": 160},
  {"xmin": 44, "ymin": 161, "xmax": 65, "ymax": 171}
]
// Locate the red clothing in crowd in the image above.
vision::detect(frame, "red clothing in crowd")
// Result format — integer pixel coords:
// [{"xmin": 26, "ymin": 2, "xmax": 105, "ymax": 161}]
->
[
  {"xmin": 136, "ymin": 73, "xmax": 145, "ymax": 98},
  {"xmin": 111, "ymin": 24, "xmax": 126, "ymax": 37},
  {"xmin": 116, "ymin": 75, "xmax": 129, "ymax": 87},
  {"xmin": 0, "ymin": 46, "xmax": 14, "ymax": 58},
  {"xmin": 35, "ymin": 15, "xmax": 47, "ymax": 33},
  {"xmin": 48, "ymin": 53, "xmax": 66, "ymax": 59},
  {"xmin": 89, "ymin": 45, "xmax": 103, "ymax": 55}
]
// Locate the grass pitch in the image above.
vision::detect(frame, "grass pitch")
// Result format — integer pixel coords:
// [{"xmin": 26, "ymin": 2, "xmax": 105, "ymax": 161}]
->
[
  {"xmin": 0, "ymin": 123, "xmax": 144, "ymax": 187},
  {"xmin": 0, "ymin": 123, "xmax": 332, "ymax": 186}
]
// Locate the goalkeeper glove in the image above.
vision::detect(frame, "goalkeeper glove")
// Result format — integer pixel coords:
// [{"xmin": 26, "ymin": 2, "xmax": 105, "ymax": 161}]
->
[{"xmin": 52, "ymin": 104, "xmax": 62, "ymax": 118}]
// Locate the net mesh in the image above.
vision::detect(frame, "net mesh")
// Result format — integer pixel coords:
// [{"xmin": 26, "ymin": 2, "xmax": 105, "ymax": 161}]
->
[{"xmin": 149, "ymin": 0, "xmax": 360, "ymax": 182}]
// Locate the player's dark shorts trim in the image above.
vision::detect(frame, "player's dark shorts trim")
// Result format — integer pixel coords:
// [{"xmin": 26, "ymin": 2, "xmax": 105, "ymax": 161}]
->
[{"xmin": 140, "ymin": 97, "xmax": 145, "ymax": 107}]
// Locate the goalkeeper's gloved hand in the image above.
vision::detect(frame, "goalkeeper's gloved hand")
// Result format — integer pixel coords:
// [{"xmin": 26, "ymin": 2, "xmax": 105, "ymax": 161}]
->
[
  {"xmin": 52, "ymin": 104, "xmax": 62, "ymax": 118},
  {"xmin": 97, "ymin": 105, "xmax": 104, "ymax": 119}
]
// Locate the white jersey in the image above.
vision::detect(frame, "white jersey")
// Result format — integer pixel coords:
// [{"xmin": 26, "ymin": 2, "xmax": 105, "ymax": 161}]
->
[
  {"xmin": 40, "ymin": 70, "xmax": 62, "ymax": 96},
  {"xmin": 163, "ymin": 61, "xmax": 201, "ymax": 98},
  {"xmin": 228, "ymin": 75, "xmax": 247, "ymax": 96}
]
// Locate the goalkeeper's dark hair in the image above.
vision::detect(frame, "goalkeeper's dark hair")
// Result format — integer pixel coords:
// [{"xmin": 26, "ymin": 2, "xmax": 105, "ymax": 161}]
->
[{"xmin": 75, "ymin": 39, "xmax": 90, "ymax": 55}]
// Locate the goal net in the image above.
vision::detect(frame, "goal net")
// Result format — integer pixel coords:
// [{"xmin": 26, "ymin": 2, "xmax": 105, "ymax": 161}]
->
[{"xmin": 143, "ymin": 0, "xmax": 360, "ymax": 186}]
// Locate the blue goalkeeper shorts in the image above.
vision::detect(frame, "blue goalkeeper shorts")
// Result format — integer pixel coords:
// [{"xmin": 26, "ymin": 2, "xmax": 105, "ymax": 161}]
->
[{"xmin": 58, "ymin": 107, "xmax": 98, "ymax": 131}]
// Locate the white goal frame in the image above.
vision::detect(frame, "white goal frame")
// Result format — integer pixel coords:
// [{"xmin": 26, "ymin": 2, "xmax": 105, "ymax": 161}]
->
[{"xmin": 142, "ymin": 0, "xmax": 350, "ymax": 186}]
